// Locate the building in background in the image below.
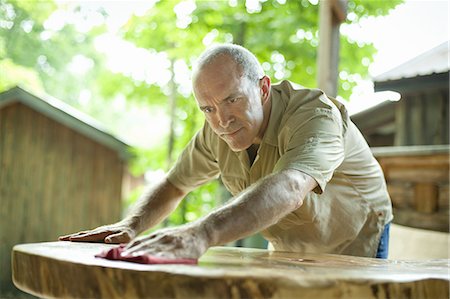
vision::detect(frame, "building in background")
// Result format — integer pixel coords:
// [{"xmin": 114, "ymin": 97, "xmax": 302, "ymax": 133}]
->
[
  {"xmin": 0, "ymin": 86, "xmax": 130, "ymax": 296},
  {"xmin": 352, "ymin": 41, "xmax": 449, "ymax": 147},
  {"xmin": 351, "ymin": 42, "xmax": 449, "ymax": 238}
]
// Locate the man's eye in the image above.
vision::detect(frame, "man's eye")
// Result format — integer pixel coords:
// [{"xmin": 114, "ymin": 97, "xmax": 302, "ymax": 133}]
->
[
  {"xmin": 203, "ymin": 107, "xmax": 213, "ymax": 113},
  {"xmin": 229, "ymin": 97, "xmax": 238, "ymax": 103}
]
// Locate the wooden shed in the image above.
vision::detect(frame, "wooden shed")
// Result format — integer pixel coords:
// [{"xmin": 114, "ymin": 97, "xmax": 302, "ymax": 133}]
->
[
  {"xmin": 372, "ymin": 145, "xmax": 449, "ymax": 232},
  {"xmin": 351, "ymin": 42, "xmax": 449, "ymax": 234},
  {"xmin": 0, "ymin": 86, "xmax": 130, "ymax": 296},
  {"xmin": 352, "ymin": 41, "xmax": 449, "ymax": 147}
]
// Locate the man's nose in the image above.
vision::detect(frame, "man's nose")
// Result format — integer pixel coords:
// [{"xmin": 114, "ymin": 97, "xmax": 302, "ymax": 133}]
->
[{"xmin": 217, "ymin": 108, "xmax": 234, "ymax": 128}]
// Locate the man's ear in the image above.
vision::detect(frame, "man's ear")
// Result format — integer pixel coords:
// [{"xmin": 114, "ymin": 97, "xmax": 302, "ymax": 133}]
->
[{"xmin": 260, "ymin": 76, "xmax": 271, "ymax": 104}]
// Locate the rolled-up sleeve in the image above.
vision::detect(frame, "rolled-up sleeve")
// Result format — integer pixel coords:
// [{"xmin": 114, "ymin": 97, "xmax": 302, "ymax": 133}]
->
[
  {"xmin": 274, "ymin": 104, "xmax": 345, "ymax": 194},
  {"xmin": 167, "ymin": 124, "xmax": 220, "ymax": 192}
]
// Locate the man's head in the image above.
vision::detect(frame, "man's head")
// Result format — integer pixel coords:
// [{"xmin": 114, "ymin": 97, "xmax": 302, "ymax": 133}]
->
[{"xmin": 192, "ymin": 44, "xmax": 271, "ymax": 152}]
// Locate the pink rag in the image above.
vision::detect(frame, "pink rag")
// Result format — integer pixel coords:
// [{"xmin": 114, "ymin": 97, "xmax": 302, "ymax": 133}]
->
[{"xmin": 95, "ymin": 244, "xmax": 198, "ymax": 265}]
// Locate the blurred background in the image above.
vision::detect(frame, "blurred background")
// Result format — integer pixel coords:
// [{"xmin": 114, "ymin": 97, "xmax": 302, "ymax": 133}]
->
[{"xmin": 1, "ymin": 0, "xmax": 449, "ymax": 297}]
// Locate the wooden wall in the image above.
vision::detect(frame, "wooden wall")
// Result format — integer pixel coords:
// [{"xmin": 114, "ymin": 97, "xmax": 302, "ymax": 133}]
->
[
  {"xmin": 373, "ymin": 146, "xmax": 449, "ymax": 233},
  {"xmin": 394, "ymin": 87, "xmax": 449, "ymax": 146},
  {"xmin": 352, "ymin": 85, "xmax": 449, "ymax": 148},
  {"xmin": 369, "ymin": 72, "xmax": 450, "ymax": 147},
  {"xmin": 350, "ymin": 101, "xmax": 396, "ymax": 147},
  {"xmin": 0, "ymin": 103, "xmax": 123, "ymax": 296}
]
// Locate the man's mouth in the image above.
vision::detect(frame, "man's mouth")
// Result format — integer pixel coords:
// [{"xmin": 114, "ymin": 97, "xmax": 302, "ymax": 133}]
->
[{"xmin": 222, "ymin": 128, "xmax": 242, "ymax": 137}]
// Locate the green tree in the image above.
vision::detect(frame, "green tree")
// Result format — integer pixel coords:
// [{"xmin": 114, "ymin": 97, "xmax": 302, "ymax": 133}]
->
[
  {"xmin": 0, "ymin": 0, "xmax": 107, "ymax": 106},
  {"xmin": 110, "ymin": 0, "xmax": 403, "ymax": 228},
  {"xmin": 1, "ymin": 0, "xmax": 404, "ymax": 232}
]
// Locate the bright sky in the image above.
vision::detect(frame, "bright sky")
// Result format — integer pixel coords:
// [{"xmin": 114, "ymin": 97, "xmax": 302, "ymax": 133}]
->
[
  {"xmin": 364, "ymin": 0, "xmax": 448, "ymax": 77},
  {"xmin": 343, "ymin": 0, "xmax": 449, "ymax": 114},
  {"xmin": 51, "ymin": 0, "xmax": 449, "ymax": 146}
]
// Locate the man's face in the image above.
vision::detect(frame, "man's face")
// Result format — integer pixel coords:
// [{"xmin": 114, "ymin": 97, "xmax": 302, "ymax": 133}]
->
[{"xmin": 193, "ymin": 55, "xmax": 266, "ymax": 152}]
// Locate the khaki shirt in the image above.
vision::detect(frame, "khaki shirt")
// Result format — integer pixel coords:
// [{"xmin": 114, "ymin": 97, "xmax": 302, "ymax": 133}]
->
[{"xmin": 167, "ymin": 80, "xmax": 393, "ymax": 257}]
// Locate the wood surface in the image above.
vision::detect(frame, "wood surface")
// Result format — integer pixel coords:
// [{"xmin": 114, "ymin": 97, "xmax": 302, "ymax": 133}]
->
[{"xmin": 13, "ymin": 241, "xmax": 450, "ymax": 299}]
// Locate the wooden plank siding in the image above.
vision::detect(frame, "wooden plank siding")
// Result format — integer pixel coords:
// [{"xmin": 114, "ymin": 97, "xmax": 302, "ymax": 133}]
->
[
  {"xmin": 0, "ymin": 102, "xmax": 123, "ymax": 295},
  {"xmin": 373, "ymin": 147, "xmax": 449, "ymax": 232},
  {"xmin": 400, "ymin": 89, "xmax": 450, "ymax": 146},
  {"xmin": 370, "ymin": 86, "xmax": 448, "ymax": 147},
  {"xmin": 355, "ymin": 71, "xmax": 449, "ymax": 148}
]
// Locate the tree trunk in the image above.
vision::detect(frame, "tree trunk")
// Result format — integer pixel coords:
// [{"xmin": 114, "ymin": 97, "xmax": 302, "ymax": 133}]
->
[{"xmin": 167, "ymin": 59, "xmax": 177, "ymax": 168}]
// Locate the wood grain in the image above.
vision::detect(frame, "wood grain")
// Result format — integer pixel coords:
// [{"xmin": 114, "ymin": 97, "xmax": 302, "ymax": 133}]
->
[
  {"xmin": 1, "ymin": 103, "xmax": 124, "ymax": 295},
  {"xmin": 12, "ymin": 242, "xmax": 450, "ymax": 299},
  {"xmin": 414, "ymin": 183, "xmax": 438, "ymax": 213},
  {"xmin": 374, "ymin": 149, "xmax": 449, "ymax": 232}
]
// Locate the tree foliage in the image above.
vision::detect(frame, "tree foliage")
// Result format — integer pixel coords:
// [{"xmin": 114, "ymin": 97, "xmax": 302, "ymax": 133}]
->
[
  {"xmin": 119, "ymin": 0, "xmax": 403, "ymax": 227},
  {"xmin": 0, "ymin": 0, "xmax": 109, "ymax": 106},
  {"xmin": 1, "ymin": 0, "xmax": 403, "ymax": 228}
]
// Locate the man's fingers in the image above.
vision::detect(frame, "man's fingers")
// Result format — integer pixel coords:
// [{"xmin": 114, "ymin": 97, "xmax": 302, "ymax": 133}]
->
[
  {"xmin": 123, "ymin": 236, "xmax": 172, "ymax": 256},
  {"xmin": 124, "ymin": 238, "xmax": 142, "ymax": 250},
  {"xmin": 105, "ymin": 231, "xmax": 131, "ymax": 244},
  {"xmin": 66, "ymin": 231, "xmax": 114, "ymax": 242},
  {"xmin": 59, "ymin": 230, "xmax": 92, "ymax": 241},
  {"xmin": 124, "ymin": 232, "xmax": 159, "ymax": 250},
  {"xmin": 58, "ymin": 224, "xmax": 135, "ymax": 243},
  {"xmin": 59, "ymin": 234, "xmax": 71, "ymax": 241},
  {"xmin": 123, "ymin": 239, "xmax": 148, "ymax": 255},
  {"xmin": 59, "ymin": 232, "xmax": 84, "ymax": 241}
]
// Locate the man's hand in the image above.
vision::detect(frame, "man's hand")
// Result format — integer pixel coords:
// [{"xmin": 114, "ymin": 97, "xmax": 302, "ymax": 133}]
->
[
  {"xmin": 59, "ymin": 221, "xmax": 137, "ymax": 244},
  {"xmin": 59, "ymin": 178, "xmax": 186, "ymax": 246},
  {"xmin": 122, "ymin": 224, "xmax": 209, "ymax": 259}
]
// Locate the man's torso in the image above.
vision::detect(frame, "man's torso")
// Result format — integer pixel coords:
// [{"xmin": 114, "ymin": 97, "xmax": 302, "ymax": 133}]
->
[{"xmin": 167, "ymin": 80, "xmax": 393, "ymax": 257}]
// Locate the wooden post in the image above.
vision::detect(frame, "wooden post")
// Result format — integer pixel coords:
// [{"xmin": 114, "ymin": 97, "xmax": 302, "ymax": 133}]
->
[
  {"xmin": 410, "ymin": 94, "xmax": 424, "ymax": 145},
  {"xmin": 317, "ymin": 0, "xmax": 347, "ymax": 97},
  {"xmin": 167, "ymin": 58, "xmax": 177, "ymax": 168},
  {"xmin": 414, "ymin": 183, "xmax": 439, "ymax": 214},
  {"xmin": 394, "ymin": 97, "xmax": 407, "ymax": 146}
]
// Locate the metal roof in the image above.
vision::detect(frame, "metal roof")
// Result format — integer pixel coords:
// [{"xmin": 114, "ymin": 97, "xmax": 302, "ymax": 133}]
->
[
  {"xmin": 350, "ymin": 99, "xmax": 396, "ymax": 134},
  {"xmin": 374, "ymin": 41, "xmax": 450, "ymax": 82},
  {"xmin": 0, "ymin": 86, "xmax": 131, "ymax": 160}
]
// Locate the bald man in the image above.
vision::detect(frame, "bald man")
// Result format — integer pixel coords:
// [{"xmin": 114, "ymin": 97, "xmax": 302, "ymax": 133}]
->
[{"xmin": 61, "ymin": 44, "xmax": 392, "ymax": 259}]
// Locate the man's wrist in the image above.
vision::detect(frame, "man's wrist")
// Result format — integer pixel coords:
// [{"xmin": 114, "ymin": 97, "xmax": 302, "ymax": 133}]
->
[
  {"xmin": 121, "ymin": 216, "xmax": 141, "ymax": 234},
  {"xmin": 197, "ymin": 218, "xmax": 216, "ymax": 248}
]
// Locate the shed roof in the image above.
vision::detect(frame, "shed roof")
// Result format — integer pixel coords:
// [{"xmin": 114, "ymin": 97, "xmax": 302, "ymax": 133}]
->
[
  {"xmin": 350, "ymin": 99, "xmax": 396, "ymax": 134},
  {"xmin": 374, "ymin": 41, "xmax": 450, "ymax": 82},
  {"xmin": 0, "ymin": 86, "xmax": 130, "ymax": 159}
]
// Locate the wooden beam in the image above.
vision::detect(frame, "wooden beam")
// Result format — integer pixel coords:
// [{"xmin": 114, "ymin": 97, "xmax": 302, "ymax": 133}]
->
[
  {"xmin": 373, "ymin": 147, "xmax": 449, "ymax": 232},
  {"xmin": 374, "ymin": 72, "xmax": 449, "ymax": 94},
  {"xmin": 414, "ymin": 183, "xmax": 439, "ymax": 213},
  {"xmin": 392, "ymin": 208, "xmax": 449, "ymax": 232},
  {"xmin": 317, "ymin": 0, "xmax": 347, "ymax": 97},
  {"xmin": 331, "ymin": 0, "xmax": 347, "ymax": 23},
  {"xmin": 394, "ymin": 97, "xmax": 407, "ymax": 145}
]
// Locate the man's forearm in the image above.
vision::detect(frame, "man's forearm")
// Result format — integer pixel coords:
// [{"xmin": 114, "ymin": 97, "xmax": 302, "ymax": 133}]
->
[
  {"xmin": 124, "ymin": 177, "xmax": 186, "ymax": 234},
  {"xmin": 200, "ymin": 169, "xmax": 317, "ymax": 247}
]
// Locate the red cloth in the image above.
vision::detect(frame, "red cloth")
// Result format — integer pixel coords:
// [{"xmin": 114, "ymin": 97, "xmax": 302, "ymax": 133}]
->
[{"xmin": 95, "ymin": 244, "xmax": 198, "ymax": 265}]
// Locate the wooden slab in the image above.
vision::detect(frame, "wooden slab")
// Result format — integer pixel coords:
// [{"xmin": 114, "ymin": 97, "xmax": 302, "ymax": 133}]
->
[{"xmin": 12, "ymin": 242, "xmax": 449, "ymax": 299}]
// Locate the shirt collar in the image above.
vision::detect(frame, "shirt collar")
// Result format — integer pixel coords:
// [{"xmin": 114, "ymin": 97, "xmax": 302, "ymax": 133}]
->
[{"xmin": 260, "ymin": 84, "xmax": 285, "ymax": 147}]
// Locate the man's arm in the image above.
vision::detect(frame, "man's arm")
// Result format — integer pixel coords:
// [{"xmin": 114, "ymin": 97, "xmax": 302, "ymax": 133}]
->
[
  {"xmin": 122, "ymin": 169, "xmax": 317, "ymax": 258},
  {"xmin": 201, "ymin": 169, "xmax": 317, "ymax": 246},
  {"xmin": 59, "ymin": 178, "xmax": 187, "ymax": 243}
]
